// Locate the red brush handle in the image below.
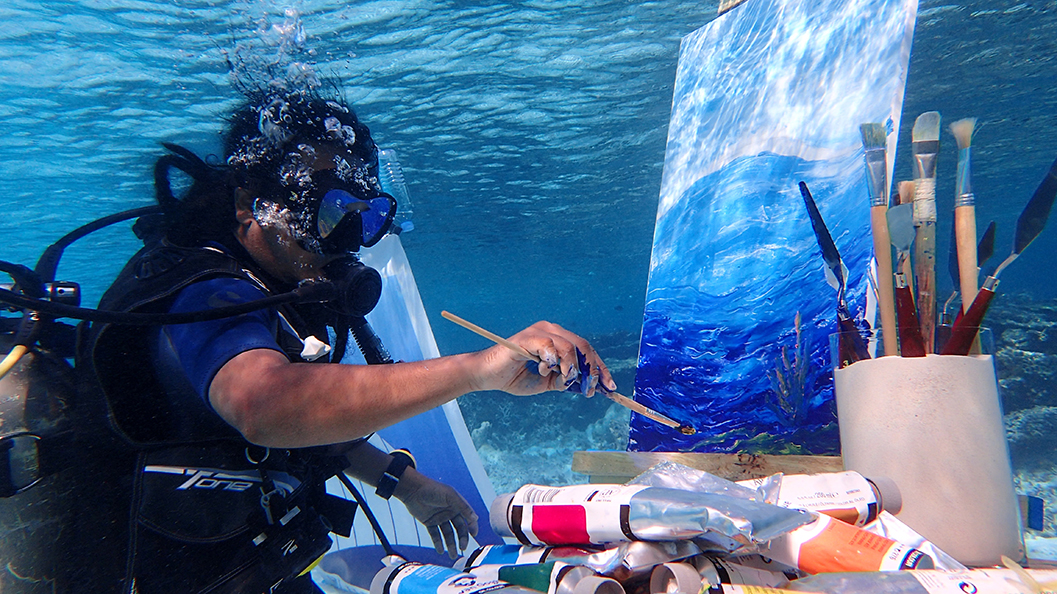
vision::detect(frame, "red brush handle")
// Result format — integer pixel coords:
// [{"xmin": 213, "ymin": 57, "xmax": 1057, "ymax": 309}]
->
[
  {"xmin": 895, "ymin": 285, "xmax": 926, "ymax": 357},
  {"xmin": 940, "ymin": 286, "xmax": 996, "ymax": 355}
]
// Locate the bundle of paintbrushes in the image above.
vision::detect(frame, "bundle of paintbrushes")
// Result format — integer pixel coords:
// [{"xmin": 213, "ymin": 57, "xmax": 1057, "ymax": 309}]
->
[{"xmin": 800, "ymin": 114, "xmax": 1057, "ymax": 366}]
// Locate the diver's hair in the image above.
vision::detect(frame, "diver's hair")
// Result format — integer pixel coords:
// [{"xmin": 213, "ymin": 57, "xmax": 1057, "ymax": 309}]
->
[
  {"xmin": 152, "ymin": 90, "xmax": 377, "ymax": 248},
  {"xmin": 152, "ymin": 143, "xmax": 237, "ymax": 248},
  {"xmin": 224, "ymin": 89, "xmax": 378, "ymax": 197}
]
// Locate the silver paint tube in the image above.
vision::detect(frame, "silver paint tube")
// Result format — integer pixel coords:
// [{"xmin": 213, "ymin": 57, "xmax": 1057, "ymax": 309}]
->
[{"xmin": 490, "ymin": 483, "xmax": 813, "ymax": 553}]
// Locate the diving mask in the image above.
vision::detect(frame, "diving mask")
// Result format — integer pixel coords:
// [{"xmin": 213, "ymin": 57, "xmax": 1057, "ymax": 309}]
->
[{"xmin": 304, "ymin": 169, "xmax": 397, "ymax": 254}]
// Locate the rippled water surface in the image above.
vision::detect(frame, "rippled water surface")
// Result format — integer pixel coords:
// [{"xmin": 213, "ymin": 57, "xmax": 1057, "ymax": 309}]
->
[{"xmin": 1, "ymin": 0, "xmax": 1055, "ymax": 488}]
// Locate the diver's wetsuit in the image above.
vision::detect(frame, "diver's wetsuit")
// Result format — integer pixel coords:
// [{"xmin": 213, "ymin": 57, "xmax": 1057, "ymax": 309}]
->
[{"xmin": 67, "ymin": 241, "xmax": 359, "ymax": 594}]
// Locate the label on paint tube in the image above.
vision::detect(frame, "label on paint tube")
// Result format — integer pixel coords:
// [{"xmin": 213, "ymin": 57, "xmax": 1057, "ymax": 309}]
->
[
  {"xmin": 507, "ymin": 485, "xmax": 649, "ymax": 546},
  {"xmin": 381, "ymin": 562, "xmax": 511, "ymax": 594},
  {"xmin": 694, "ymin": 555, "xmax": 796, "ymax": 589},
  {"xmin": 710, "ymin": 583, "xmax": 816, "ymax": 587},
  {"xmin": 739, "ymin": 472, "xmax": 879, "ymax": 527},
  {"xmin": 763, "ymin": 513, "xmax": 932, "ymax": 574}
]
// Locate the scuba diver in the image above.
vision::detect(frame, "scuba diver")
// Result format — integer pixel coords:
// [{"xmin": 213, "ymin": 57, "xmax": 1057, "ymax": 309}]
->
[{"xmin": 0, "ymin": 90, "xmax": 615, "ymax": 593}]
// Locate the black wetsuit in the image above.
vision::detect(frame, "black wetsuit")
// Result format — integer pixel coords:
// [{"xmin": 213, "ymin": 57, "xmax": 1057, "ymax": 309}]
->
[{"xmin": 65, "ymin": 241, "xmax": 359, "ymax": 594}]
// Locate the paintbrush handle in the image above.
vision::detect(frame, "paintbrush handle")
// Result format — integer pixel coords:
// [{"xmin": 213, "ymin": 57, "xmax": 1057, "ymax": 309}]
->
[
  {"xmin": 441, "ymin": 310, "xmax": 692, "ymax": 433},
  {"xmin": 940, "ymin": 285, "xmax": 996, "ymax": 356},
  {"xmin": 870, "ymin": 206, "xmax": 899, "ymax": 356},
  {"xmin": 895, "ymin": 282, "xmax": 926, "ymax": 357},
  {"xmin": 913, "ymin": 221, "xmax": 938, "ymax": 352},
  {"xmin": 603, "ymin": 391, "xmax": 681, "ymax": 429},
  {"xmin": 954, "ymin": 205, "xmax": 982, "ymax": 355},
  {"xmin": 441, "ymin": 310, "xmax": 539, "ymax": 362},
  {"xmin": 954, "ymin": 205, "xmax": 980, "ymax": 313}
]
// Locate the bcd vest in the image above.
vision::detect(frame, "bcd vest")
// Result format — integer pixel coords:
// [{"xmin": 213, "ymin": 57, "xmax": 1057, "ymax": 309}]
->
[{"xmin": 77, "ymin": 241, "xmax": 359, "ymax": 594}]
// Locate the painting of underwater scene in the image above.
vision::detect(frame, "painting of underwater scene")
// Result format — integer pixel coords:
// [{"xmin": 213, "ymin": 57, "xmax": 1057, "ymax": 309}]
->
[{"xmin": 631, "ymin": 0, "xmax": 918, "ymax": 452}]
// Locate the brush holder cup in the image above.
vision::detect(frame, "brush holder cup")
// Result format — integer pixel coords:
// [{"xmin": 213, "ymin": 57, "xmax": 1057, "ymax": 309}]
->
[{"xmin": 829, "ymin": 328, "xmax": 1023, "ymax": 567}]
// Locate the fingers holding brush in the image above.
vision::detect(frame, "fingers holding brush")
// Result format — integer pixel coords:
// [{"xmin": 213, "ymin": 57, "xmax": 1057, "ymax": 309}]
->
[{"xmin": 508, "ymin": 320, "xmax": 616, "ymax": 397}]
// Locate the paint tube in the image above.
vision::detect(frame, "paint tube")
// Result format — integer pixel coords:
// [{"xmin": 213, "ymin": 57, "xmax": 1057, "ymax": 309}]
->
[
  {"xmin": 690, "ymin": 555, "xmax": 801, "ymax": 589},
  {"xmin": 760, "ymin": 512, "xmax": 934, "ymax": 574},
  {"xmin": 649, "ymin": 562, "xmax": 702, "ymax": 594},
  {"xmin": 738, "ymin": 471, "xmax": 902, "ymax": 527},
  {"xmin": 784, "ymin": 567, "xmax": 1057, "ymax": 594},
  {"xmin": 458, "ymin": 541, "xmax": 703, "ymax": 583},
  {"xmin": 467, "ymin": 561, "xmax": 625, "ymax": 594},
  {"xmin": 708, "ymin": 588, "xmax": 820, "ymax": 594},
  {"xmin": 490, "ymin": 484, "xmax": 813, "ymax": 553},
  {"xmin": 861, "ymin": 511, "xmax": 965, "ymax": 571},
  {"xmin": 370, "ymin": 560, "xmax": 541, "ymax": 594}
]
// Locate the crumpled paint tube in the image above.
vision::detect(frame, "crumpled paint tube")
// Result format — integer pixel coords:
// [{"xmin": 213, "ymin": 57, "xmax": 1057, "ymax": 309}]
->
[
  {"xmin": 784, "ymin": 567, "xmax": 1057, "ymax": 594},
  {"xmin": 490, "ymin": 483, "xmax": 813, "ymax": 553},
  {"xmin": 370, "ymin": 561, "xmax": 539, "ymax": 594},
  {"xmin": 458, "ymin": 541, "xmax": 702, "ymax": 582},
  {"xmin": 691, "ymin": 554, "xmax": 802, "ymax": 589},
  {"xmin": 466, "ymin": 561, "xmax": 624, "ymax": 594},
  {"xmin": 859, "ymin": 511, "xmax": 965, "ymax": 571},
  {"xmin": 738, "ymin": 471, "xmax": 902, "ymax": 528},
  {"xmin": 760, "ymin": 512, "xmax": 934, "ymax": 574}
]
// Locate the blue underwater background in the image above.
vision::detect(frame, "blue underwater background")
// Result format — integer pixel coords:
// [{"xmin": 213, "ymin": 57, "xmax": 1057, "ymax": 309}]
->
[{"xmin": 2, "ymin": 0, "xmax": 1057, "ymax": 541}]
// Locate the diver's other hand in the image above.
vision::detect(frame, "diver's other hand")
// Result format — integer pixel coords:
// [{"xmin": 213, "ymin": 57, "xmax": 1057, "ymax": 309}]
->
[
  {"xmin": 475, "ymin": 320, "xmax": 616, "ymax": 397},
  {"xmin": 394, "ymin": 468, "xmax": 479, "ymax": 559}
]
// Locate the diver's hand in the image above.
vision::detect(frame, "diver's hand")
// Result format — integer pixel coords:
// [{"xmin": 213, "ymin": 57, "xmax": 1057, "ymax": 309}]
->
[
  {"xmin": 474, "ymin": 321, "xmax": 616, "ymax": 397},
  {"xmin": 395, "ymin": 468, "xmax": 479, "ymax": 559}
]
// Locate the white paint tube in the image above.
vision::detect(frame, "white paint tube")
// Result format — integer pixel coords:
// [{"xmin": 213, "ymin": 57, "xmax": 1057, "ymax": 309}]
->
[
  {"xmin": 784, "ymin": 567, "xmax": 1057, "ymax": 594},
  {"xmin": 737, "ymin": 471, "xmax": 902, "ymax": 528},
  {"xmin": 490, "ymin": 484, "xmax": 813, "ymax": 553},
  {"xmin": 760, "ymin": 512, "xmax": 934, "ymax": 574},
  {"xmin": 690, "ymin": 555, "xmax": 801, "ymax": 589},
  {"xmin": 861, "ymin": 511, "xmax": 965, "ymax": 571},
  {"xmin": 370, "ymin": 561, "xmax": 540, "ymax": 594}
]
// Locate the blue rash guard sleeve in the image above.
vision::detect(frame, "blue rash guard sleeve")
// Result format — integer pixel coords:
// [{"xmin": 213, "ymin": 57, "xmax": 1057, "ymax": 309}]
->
[{"xmin": 156, "ymin": 277, "xmax": 286, "ymax": 405}]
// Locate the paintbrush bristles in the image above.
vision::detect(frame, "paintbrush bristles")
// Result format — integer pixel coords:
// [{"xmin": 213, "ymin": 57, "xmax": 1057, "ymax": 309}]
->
[
  {"xmin": 860, "ymin": 123, "xmax": 887, "ymax": 149},
  {"xmin": 898, "ymin": 181, "xmax": 916, "ymax": 206},
  {"xmin": 950, "ymin": 118, "xmax": 977, "ymax": 150},
  {"xmin": 912, "ymin": 111, "xmax": 941, "ymax": 143}
]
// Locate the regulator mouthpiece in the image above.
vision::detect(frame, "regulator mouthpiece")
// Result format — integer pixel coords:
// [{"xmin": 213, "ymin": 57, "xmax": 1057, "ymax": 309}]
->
[{"xmin": 321, "ymin": 256, "xmax": 382, "ymax": 318}]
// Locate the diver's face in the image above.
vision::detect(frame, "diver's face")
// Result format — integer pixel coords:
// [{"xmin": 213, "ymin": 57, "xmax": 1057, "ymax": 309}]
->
[
  {"xmin": 274, "ymin": 141, "xmax": 379, "ymax": 254},
  {"xmin": 237, "ymin": 141, "xmax": 370, "ymax": 285},
  {"xmin": 238, "ymin": 195, "xmax": 334, "ymax": 286}
]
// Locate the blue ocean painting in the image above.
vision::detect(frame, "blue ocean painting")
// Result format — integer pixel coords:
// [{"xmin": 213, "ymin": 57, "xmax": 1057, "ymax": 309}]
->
[{"xmin": 631, "ymin": 0, "xmax": 918, "ymax": 453}]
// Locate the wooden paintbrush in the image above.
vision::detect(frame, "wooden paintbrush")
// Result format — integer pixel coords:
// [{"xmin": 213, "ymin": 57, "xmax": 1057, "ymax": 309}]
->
[
  {"xmin": 860, "ymin": 123, "xmax": 898, "ymax": 356},
  {"xmin": 911, "ymin": 112, "xmax": 941, "ymax": 352},
  {"xmin": 950, "ymin": 118, "xmax": 980, "ymax": 315},
  {"xmin": 942, "ymin": 156, "xmax": 1057, "ymax": 355},
  {"xmin": 440, "ymin": 310, "xmax": 696, "ymax": 435}
]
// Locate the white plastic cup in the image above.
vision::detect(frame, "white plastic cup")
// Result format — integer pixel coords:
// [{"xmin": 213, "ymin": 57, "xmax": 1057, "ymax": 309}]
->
[{"xmin": 830, "ymin": 329, "xmax": 1023, "ymax": 566}]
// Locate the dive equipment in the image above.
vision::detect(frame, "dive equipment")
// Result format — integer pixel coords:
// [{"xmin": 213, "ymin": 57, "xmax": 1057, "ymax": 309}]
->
[
  {"xmin": 375, "ymin": 448, "xmax": 415, "ymax": 500},
  {"xmin": 313, "ymin": 173, "xmax": 397, "ymax": 252}
]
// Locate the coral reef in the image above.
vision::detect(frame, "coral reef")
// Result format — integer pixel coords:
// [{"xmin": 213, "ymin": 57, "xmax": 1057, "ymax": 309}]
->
[{"xmin": 988, "ymin": 296, "xmax": 1057, "ymax": 537}]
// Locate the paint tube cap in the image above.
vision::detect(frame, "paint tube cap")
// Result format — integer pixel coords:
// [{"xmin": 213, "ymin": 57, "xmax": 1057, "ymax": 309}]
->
[
  {"xmin": 573, "ymin": 576, "xmax": 626, "ymax": 594},
  {"xmin": 866, "ymin": 476, "xmax": 902, "ymax": 515},
  {"xmin": 490, "ymin": 493, "xmax": 516, "ymax": 538},
  {"xmin": 649, "ymin": 563, "xmax": 701, "ymax": 594}
]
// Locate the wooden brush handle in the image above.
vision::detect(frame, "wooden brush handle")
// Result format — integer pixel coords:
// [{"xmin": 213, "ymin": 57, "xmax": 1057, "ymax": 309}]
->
[
  {"xmin": 870, "ymin": 206, "xmax": 899, "ymax": 356},
  {"xmin": 954, "ymin": 206, "xmax": 979, "ymax": 313},
  {"xmin": 913, "ymin": 222, "xmax": 937, "ymax": 352}
]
